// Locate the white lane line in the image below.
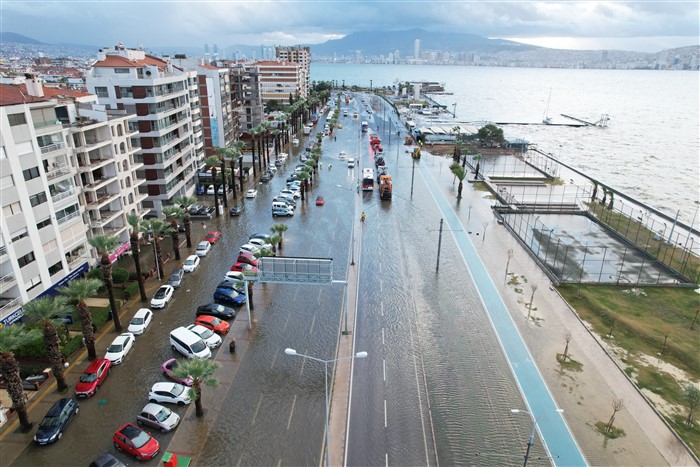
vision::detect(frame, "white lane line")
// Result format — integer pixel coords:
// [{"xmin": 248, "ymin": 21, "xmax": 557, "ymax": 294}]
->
[
  {"xmin": 382, "ymin": 328, "xmax": 385, "ymax": 345},
  {"xmin": 287, "ymin": 394, "xmax": 297, "ymax": 430},
  {"xmin": 384, "ymin": 399, "xmax": 388, "ymax": 428},
  {"xmin": 251, "ymin": 393, "xmax": 263, "ymax": 425},
  {"xmin": 383, "ymin": 359, "xmax": 386, "ymax": 382},
  {"xmin": 381, "ymin": 301, "xmax": 384, "ymax": 317},
  {"xmin": 385, "ymin": 453, "xmax": 388, "ymax": 467},
  {"xmin": 283, "ymin": 312, "xmax": 291, "ymax": 332},
  {"xmin": 270, "ymin": 347, "xmax": 278, "ymax": 369},
  {"xmin": 236, "ymin": 454, "xmax": 243, "ymax": 467},
  {"xmin": 309, "ymin": 315, "xmax": 316, "ymax": 334},
  {"xmin": 277, "ymin": 459, "xmax": 282, "ymax": 467}
]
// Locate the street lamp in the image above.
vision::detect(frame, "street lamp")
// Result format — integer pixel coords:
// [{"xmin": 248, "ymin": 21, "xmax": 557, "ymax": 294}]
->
[
  {"xmin": 285, "ymin": 348, "xmax": 368, "ymax": 467},
  {"xmin": 511, "ymin": 408, "xmax": 563, "ymax": 467}
]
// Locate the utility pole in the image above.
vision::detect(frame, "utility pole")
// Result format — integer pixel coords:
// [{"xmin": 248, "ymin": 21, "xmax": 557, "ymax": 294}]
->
[
  {"xmin": 410, "ymin": 158, "xmax": 416, "ymax": 197},
  {"xmin": 436, "ymin": 219, "xmax": 444, "ymax": 272}
]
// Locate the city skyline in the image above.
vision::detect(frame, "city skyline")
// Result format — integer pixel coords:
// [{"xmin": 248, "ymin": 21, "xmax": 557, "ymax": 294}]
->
[{"xmin": 1, "ymin": 1, "xmax": 698, "ymax": 54}]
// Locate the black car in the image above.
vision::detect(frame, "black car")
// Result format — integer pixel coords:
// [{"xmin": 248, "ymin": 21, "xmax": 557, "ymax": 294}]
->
[
  {"xmin": 34, "ymin": 398, "xmax": 79, "ymax": 445},
  {"xmin": 188, "ymin": 204, "xmax": 203, "ymax": 215},
  {"xmin": 274, "ymin": 159, "xmax": 283, "ymax": 167},
  {"xmin": 230, "ymin": 205, "xmax": 245, "ymax": 216},
  {"xmin": 90, "ymin": 452, "xmax": 126, "ymax": 467},
  {"xmin": 261, "ymin": 173, "xmax": 271, "ymax": 183},
  {"xmin": 196, "ymin": 303, "xmax": 237, "ymax": 320}
]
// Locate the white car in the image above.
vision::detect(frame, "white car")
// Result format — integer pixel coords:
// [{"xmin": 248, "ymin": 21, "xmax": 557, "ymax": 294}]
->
[
  {"xmin": 206, "ymin": 185, "xmax": 215, "ymax": 195},
  {"xmin": 245, "ymin": 189, "xmax": 257, "ymax": 198},
  {"xmin": 128, "ymin": 308, "xmax": 153, "ymax": 336},
  {"xmin": 186, "ymin": 324, "xmax": 222, "ymax": 349},
  {"xmin": 195, "ymin": 241, "xmax": 211, "ymax": 257},
  {"xmin": 338, "ymin": 151, "xmax": 348, "ymax": 160},
  {"xmin": 277, "ymin": 153, "xmax": 288, "ymax": 162},
  {"xmin": 182, "ymin": 255, "xmax": 200, "ymax": 272},
  {"xmin": 104, "ymin": 333, "xmax": 135, "ymax": 365},
  {"xmin": 148, "ymin": 382, "xmax": 192, "ymax": 406},
  {"xmin": 151, "ymin": 285, "xmax": 174, "ymax": 309},
  {"xmin": 223, "ymin": 271, "xmax": 245, "ymax": 283},
  {"xmin": 239, "ymin": 243, "xmax": 261, "ymax": 256},
  {"xmin": 136, "ymin": 403, "xmax": 180, "ymax": 433},
  {"xmin": 280, "ymin": 189, "xmax": 300, "ymax": 200},
  {"xmin": 248, "ymin": 238, "xmax": 273, "ymax": 253}
]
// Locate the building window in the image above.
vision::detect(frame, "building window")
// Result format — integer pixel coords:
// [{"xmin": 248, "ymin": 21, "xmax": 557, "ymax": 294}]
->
[
  {"xmin": 48, "ymin": 261, "xmax": 63, "ymax": 276},
  {"xmin": 1, "ymin": 146, "xmax": 7, "ymax": 158},
  {"xmin": 29, "ymin": 192, "xmax": 48, "ymax": 207},
  {"xmin": 95, "ymin": 87, "xmax": 109, "ymax": 97},
  {"xmin": 23, "ymin": 166, "xmax": 41, "ymax": 181},
  {"xmin": 8, "ymin": 113, "xmax": 27, "ymax": 126},
  {"xmin": 10, "ymin": 227, "xmax": 28, "ymax": 242},
  {"xmin": 18, "ymin": 252, "xmax": 36, "ymax": 268},
  {"xmin": 3, "ymin": 202, "xmax": 22, "ymax": 217},
  {"xmin": 114, "ymin": 68, "xmax": 130, "ymax": 74},
  {"xmin": 26, "ymin": 275, "xmax": 42, "ymax": 292},
  {"xmin": 37, "ymin": 218, "xmax": 52, "ymax": 229}
]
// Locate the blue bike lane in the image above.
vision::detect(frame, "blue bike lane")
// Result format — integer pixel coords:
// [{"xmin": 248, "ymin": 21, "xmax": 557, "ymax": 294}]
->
[{"xmin": 420, "ymin": 163, "xmax": 588, "ymax": 467}]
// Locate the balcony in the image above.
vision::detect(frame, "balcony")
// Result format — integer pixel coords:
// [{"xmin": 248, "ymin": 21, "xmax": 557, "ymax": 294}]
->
[
  {"xmin": 0, "ymin": 297, "xmax": 22, "ymax": 318},
  {"xmin": 45, "ymin": 163, "xmax": 72, "ymax": 180},
  {"xmin": 85, "ymin": 192, "xmax": 119, "ymax": 210},
  {"xmin": 78, "ymin": 158, "xmax": 113, "ymax": 174},
  {"xmin": 74, "ymin": 137, "xmax": 110, "ymax": 153},
  {"xmin": 0, "ymin": 272, "xmax": 17, "ymax": 294},
  {"xmin": 51, "ymin": 188, "xmax": 77, "ymax": 204},
  {"xmin": 88, "ymin": 210, "xmax": 121, "ymax": 228},
  {"xmin": 82, "ymin": 175, "xmax": 117, "ymax": 192},
  {"xmin": 57, "ymin": 210, "xmax": 82, "ymax": 226},
  {"xmin": 34, "ymin": 121, "xmax": 63, "ymax": 135},
  {"xmin": 67, "ymin": 254, "xmax": 91, "ymax": 270},
  {"xmin": 40, "ymin": 142, "xmax": 66, "ymax": 155},
  {"xmin": 0, "ymin": 245, "xmax": 6, "ymax": 257}
]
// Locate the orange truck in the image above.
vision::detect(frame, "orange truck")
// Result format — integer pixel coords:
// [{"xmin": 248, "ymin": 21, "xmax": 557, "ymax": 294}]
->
[{"xmin": 379, "ymin": 175, "xmax": 392, "ymax": 200}]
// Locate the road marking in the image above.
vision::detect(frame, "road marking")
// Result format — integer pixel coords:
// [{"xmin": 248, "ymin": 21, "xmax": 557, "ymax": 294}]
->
[
  {"xmin": 270, "ymin": 347, "xmax": 279, "ymax": 369},
  {"xmin": 383, "ymin": 359, "xmax": 386, "ymax": 381},
  {"xmin": 380, "ymin": 280, "xmax": 383, "ymax": 293},
  {"xmin": 386, "ymin": 453, "xmax": 389, "ymax": 467},
  {"xmin": 283, "ymin": 312, "xmax": 291, "ymax": 332},
  {"xmin": 381, "ymin": 301, "xmax": 384, "ymax": 316},
  {"xmin": 309, "ymin": 315, "xmax": 316, "ymax": 334},
  {"xmin": 277, "ymin": 459, "xmax": 282, "ymax": 467},
  {"xmin": 384, "ymin": 399, "xmax": 388, "ymax": 428},
  {"xmin": 236, "ymin": 454, "xmax": 243, "ymax": 466},
  {"xmin": 252, "ymin": 393, "xmax": 263, "ymax": 425},
  {"xmin": 382, "ymin": 328, "xmax": 385, "ymax": 345},
  {"xmin": 287, "ymin": 394, "xmax": 297, "ymax": 430}
]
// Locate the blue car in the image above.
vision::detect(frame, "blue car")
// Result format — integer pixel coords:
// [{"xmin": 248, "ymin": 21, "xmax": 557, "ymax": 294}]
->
[
  {"xmin": 34, "ymin": 398, "xmax": 79, "ymax": 445},
  {"xmin": 196, "ymin": 184, "xmax": 206, "ymax": 195},
  {"xmin": 213, "ymin": 287, "xmax": 246, "ymax": 307}
]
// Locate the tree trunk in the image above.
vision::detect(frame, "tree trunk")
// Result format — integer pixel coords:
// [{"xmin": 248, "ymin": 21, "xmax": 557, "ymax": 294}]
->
[
  {"xmin": 44, "ymin": 323, "xmax": 68, "ymax": 392},
  {"xmin": 183, "ymin": 215, "xmax": 192, "ymax": 248},
  {"xmin": 170, "ymin": 220, "xmax": 181, "ymax": 261},
  {"xmin": 1, "ymin": 353, "xmax": 33, "ymax": 431},
  {"xmin": 230, "ymin": 160, "xmax": 237, "ymax": 200},
  {"xmin": 102, "ymin": 254, "xmax": 122, "ymax": 332},
  {"xmin": 194, "ymin": 384, "xmax": 204, "ymax": 417},
  {"xmin": 131, "ymin": 233, "xmax": 148, "ymax": 302},
  {"xmin": 220, "ymin": 161, "xmax": 228, "ymax": 208},
  {"xmin": 238, "ymin": 156, "xmax": 245, "ymax": 192},
  {"xmin": 457, "ymin": 181, "xmax": 463, "ymax": 200},
  {"xmin": 154, "ymin": 238, "xmax": 164, "ymax": 281},
  {"xmin": 78, "ymin": 302, "xmax": 97, "ymax": 360},
  {"xmin": 212, "ymin": 167, "xmax": 220, "ymax": 218},
  {"xmin": 251, "ymin": 140, "xmax": 257, "ymax": 177}
]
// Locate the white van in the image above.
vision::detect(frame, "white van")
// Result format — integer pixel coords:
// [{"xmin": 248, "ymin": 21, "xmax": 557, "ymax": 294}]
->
[
  {"xmin": 347, "ymin": 158, "xmax": 355, "ymax": 168},
  {"xmin": 170, "ymin": 327, "xmax": 212, "ymax": 360},
  {"xmin": 272, "ymin": 201, "xmax": 293, "ymax": 211}
]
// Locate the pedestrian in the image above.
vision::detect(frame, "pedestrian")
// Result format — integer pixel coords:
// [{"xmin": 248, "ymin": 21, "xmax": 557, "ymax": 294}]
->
[
  {"xmin": 334, "ymin": 136, "xmax": 337, "ymax": 141},
  {"xmin": 328, "ymin": 164, "xmax": 332, "ymax": 171},
  {"xmin": 319, "ymin": 161, "xmax": 322, "ymax": 170},
  {"xmin": 229, "ymin": 338, "xmax": 237, "ymax": 353}
]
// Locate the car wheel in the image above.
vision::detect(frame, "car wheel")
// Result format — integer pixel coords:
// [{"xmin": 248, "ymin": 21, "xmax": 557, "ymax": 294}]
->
[
  {"xmin": 114, "ymin": 442, "xmax": 120, "ymax": 450},
  {"xmin": 137, "ymin": 419, "xmax": 143, "ymax": 425},
  {"xmin": 160, "ymin": 427, "xmax": 168, "ymax": 433},
  {"xmin": 177, "ymin": 401, "xmax": 185, "ymax": 406},
  {"xmin": 150, "ymin": 399, "xmax": 157, "ymax": 404}
]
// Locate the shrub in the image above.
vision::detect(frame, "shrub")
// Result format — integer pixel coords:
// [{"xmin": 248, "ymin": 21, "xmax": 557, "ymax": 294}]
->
[
  {"xmin": 91, "ymin": 305, "xmax": 111, "ymax": 328},
  {"xmin": 87, "ymin": 268, "xmax": 104, "ymax": 281},
  {"xmin": 112, "ymin": 268, "xmax": 129, "ymax": 284},
  {"xmin": 13, "ymin": 337, "xmax": 48, "ymax": 359},
  {"xmin": 61, "ymin": 335, "xmax": 83, "ymax": 358},
  {"xmin": 123, "ymin": 281, "xmax": 140, "ymax": 300}
]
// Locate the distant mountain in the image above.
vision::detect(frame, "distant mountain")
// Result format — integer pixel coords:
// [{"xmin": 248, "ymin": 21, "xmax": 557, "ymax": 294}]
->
[
  {"xmin": 0, "ymin": 32, "xmax": 44, "ymax": 44},
  {"xmin": 309, "ymin": 28, "xmax": 537, "ymax": 57}
]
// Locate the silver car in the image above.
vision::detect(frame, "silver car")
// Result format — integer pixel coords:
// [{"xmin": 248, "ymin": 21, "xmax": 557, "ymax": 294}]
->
[
  {"xmin": 168, "ymin": 268, "xmax": 185, "ymax": 288},
  {"xmin": 136, "ymin": 403, "xmax": 180, "ymax": 432}
]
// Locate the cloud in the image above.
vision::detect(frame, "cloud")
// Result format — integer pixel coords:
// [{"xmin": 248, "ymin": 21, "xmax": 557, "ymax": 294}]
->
[{"xmin": 1, "ymin": 0, "xmax": 697, "ymax": 50}]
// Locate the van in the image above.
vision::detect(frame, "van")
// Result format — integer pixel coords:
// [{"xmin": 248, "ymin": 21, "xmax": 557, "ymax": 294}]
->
[
  {"xmin": 170, "ymin": 327, "xmax": 212, "ymax": 360},
  {"xmin": 272, "ymin": 201, "xmax": 293, "ymax": 211},
  {"xmin": 347, "ymin": 158, "xmax": 355, "ymax": 168}
]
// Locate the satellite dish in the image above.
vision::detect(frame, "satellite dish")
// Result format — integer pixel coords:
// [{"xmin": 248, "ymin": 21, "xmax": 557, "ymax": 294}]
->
[{"xmin": 145, "ymin": 70, "xmax": 152, "ymax": 76}]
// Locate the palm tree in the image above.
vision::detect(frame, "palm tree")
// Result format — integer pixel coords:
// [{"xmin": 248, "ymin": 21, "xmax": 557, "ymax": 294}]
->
[
  {"xmin": 162, "ymin": 207, "xmax": 185, "ymax": 260},
  {"xmin": 267, "ymin": 234, "xmax": 280, "ymax": 255},
  {"xmin": 22, "ymin": 296, "xmax": 71, "ymax": 392},
  {"xmin": 141, "ymin": 219, "xmax": 174, "ymax": 281},
  {"xmin": 0, "ymin": 325, "xmax": 42, "ymax": 431},
  {"xmin": 214, "ymin": 148, "xmax": 230, "ymax": 208},
  {"xmin": 450, "ymin": 163, "xmax": 467, "ymax": 200},
  {"xmin": 171, "ymin": 359, "xmax": 219, "ymax": 417},
  {"xmin": 452, "ymin": 126, "xmax": 462, "ymax": 164},
  {"xmin": 270, "ymin": 223, "xmax": 289, "ymax": 249},
  {"xmin": 58, "ymin": 278, "xmax": 102, "ymax": 360},
  {"xmin": 126, "ymin": 214, "xmax": 148, "ymax": 301},
  {"xmin": 249, "ymin": 128, "xmax": 258, "ymax": 177},
  {"xmin": 271, "ymin": 129, "xmax": 281, "ymax": 156},
  {"xmin": 88, "ymin": 235, "xmax": 122, "ymax": 332},
  {"xmin": 296, "ymin": 171, "xmax": 310, "ymax": 201},
  {"xmin": 173, "ymin": 196, "xmax": 197, "ymax": 248},
  {"xmin": 205, "ymin": 156, "xmax": 221, "ymax": 218}
]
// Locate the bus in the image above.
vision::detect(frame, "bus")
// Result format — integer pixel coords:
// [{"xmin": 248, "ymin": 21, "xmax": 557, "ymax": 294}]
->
[{"xmin": 362, "ymin": 168, "xmax": 375, "ymax": 191}]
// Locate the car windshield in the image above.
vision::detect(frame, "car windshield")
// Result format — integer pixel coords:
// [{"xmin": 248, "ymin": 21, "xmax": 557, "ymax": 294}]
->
[
  {"xmin": 197, "ymin": 245, "xmax": 206, "ymax": 250},
  {"xmin": 39, "ymin": 415, "xmax": 60, "ymax": 428},
  {"xmin": 210, "ymin": 317, "xmax": 221, "ymax": 326},
  {"xmin": 130, "ymin": 317, "xmax": 144, "ymax": 325},
  {"xmin": 155, "ymin": 407, "xmax": 172, "ymax": 422},
  {"xmin": 184, "ymin": 258, "xmax": 194, "ymax": 265},
  {"xmin": 167, "ymin": 360, "xmax": 178, "ymax": 371},
  {"xmin": 80, "ymin": 372, "xmax": 97, "ymax": 383},
  {"xmin": 170, "ymin": 274, "xmax": 180, "ymax": 281},
  {"xmin": 199, "ymin": 328, "xmax": 214, "ymax": 339},
  {"xmin": 155, "ymin": 289, "xmax": 166, "ymax": 298},
  {"xmin": 107, "ymin": 344, "xmax": 123, "ymax": 353},
  {"xmin": 191, "ymin": 341, "xmax": 207, "ymax": 353},
  {"xmin": 170, "ymin": 385, "xmax": 184, "ymax": 397},
  {"xmin": 130, "ymin": 430, "xmax": 151, "ymax": 449}
]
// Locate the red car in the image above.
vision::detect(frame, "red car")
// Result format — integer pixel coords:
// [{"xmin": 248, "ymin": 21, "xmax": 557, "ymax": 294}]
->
[
  {"xmin": 194, "ymin": 315, "xmax": 230, "ymax": 335},
  {"xmin": 315, "ymin": 196, "xmax": 325, "ymax": 206},
  {"xmin": 74, "ymin": 358, "xmax": 111, "ymax": 398},
  {"xmin": 113, "ymin": 423, "xmax": 160, "ymax": 461},
  {"xmin": 231, "ymin": 262, "xmax": 259, "ymax": 275},
  {"xmin": 236, "ymin": 252, "xmax": 259, "ymax": 267},
  {"xmin": 205, "ymin": 230, "xmax": 221, "ymax": 244}
]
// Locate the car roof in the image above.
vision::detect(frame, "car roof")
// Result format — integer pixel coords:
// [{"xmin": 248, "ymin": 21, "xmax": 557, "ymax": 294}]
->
[
  {"xmin": 85, "ymin": 358, "xmax": 109, "ymax": 372},
  {"xmin": 118, "ymin": 423, "xmax": 142, "ymax": 438},
  {"xmin": 46, "ymin": 398, "xmax": 74, "ymax": 416},
  {"xmin": 141, "ymin": 402, "xmax": 165, "ymax": 415},
  {"xmin": 134, "ymin": 308, "xmax": 151, "ymax": 317},
  {"xmin": 112, "ymin": 333, "xmax": 132, "ymax": 343},
  {"xmin": 185, "ymin": 254, "xmax": 198, "ymax": 260},
  {"xmin": 197, "ymin": 241, "xmax": 209, "ymax": 247},
  {"xmin": 152, "ymin": 381, "xmax": 177, "ymax": 391}
]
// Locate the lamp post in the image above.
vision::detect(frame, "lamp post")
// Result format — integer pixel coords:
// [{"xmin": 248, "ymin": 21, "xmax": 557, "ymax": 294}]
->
[
  {"xmin": 285, "ymin": 348, "xmax": 368, "ymax": 467},
  {"xmin": 511, "ymin": 408, "xmax": 563, "ymax": 467},
  {"xmin": 452, "ymin": 103, "xmax": 457, "ymax": 118}
]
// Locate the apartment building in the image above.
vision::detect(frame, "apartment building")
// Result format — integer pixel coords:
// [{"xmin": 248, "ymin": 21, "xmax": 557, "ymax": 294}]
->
[
  {"xmin": 227, "ymin": 61, "xmax": 264, "ymax": 132},
  {"xmin": 0, "ymin": 76, "xmax": 145, "ymax": 325},
  {"xmin": 255, "ymin": 60, "xmax": 305, "ymax": 106},
  {"xmin": 86, "ymin": 45, "xmax": 203, "ymax": 215},
  {"xmin": 275, "ymin": 46, "xmax": 310, "ymax": 97}
]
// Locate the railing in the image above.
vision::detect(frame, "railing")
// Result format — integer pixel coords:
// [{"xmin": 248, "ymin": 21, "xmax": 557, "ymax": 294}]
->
[
  {"xmin": 0, "ymin": 297, "xmax": 22, "ymax": 316},
  {"xmin": 57, "ymin": 210, "xmax": 81, "ymax": 225},
  {"xmin": 33, "ymin": 120, "xmax": 61, "ymax": 129},
  {"xmin": 0, "ymin": 272, "xmax": 16, "ymax": 285},
  {"xmin": 67, "ymin": 254, "xmax": 91, "ymax": 270},
  {"xmin": 40, "ymin": 142, "xmax": 66, "ymax": 154},
  {"xmin": 45, "ymin": 164, "xmax": 71, "ymax": 180},
  {"xmin": 51, "ymin": 189, "xmax": 76, "ymax": 203},
  {"xmin": 0, "ymin": 245, "xmax": 7, "ymax": 256}
]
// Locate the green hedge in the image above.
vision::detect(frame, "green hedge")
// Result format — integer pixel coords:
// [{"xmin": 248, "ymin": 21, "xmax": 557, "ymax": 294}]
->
[
  {"xmin": 112, "ymin": 268, "xmax": 129, "ymax": 284},
  {"xmin": 13, "ymin": 335, "xmax": 83, "ymax": 360},
  {"xmin": 61, "ymin": 335, "xmax": 84, "ymax": 358},
  {"xmin": 122, "ymin": 281, "xmax": 140, "ymax": 300},
  {"xmin": 87, "ymin": 268, "xmax": 103, "ymax": 281},
  {"xmin": 91, "ymin": 305, "xmax": 111, "ymax": 328}
]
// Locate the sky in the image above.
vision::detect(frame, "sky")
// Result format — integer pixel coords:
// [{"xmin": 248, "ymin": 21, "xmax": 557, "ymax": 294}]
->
[{"xmin": 2, "ymin": 1, "xmax": 698, "ymax": 53}]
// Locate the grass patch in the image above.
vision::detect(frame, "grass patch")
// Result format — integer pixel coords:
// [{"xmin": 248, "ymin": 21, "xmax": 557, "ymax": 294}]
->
[
  {"xmin": 595, "ymin": 421, "xmax": 626, "ymax": 439},
  {"xmin": 667, "ymin": 415, "xmax": 700, "ymax": 455},
  {"xmin": 472, "ymin": 182, "xmax": 490, "ymax": 192},
  {"xmin": 636, "ymin": 366, "xmax": 683, "ymax": 399},
  {"xmin": 557, "ymin": 354, "xmax": 584, "ymax": 372}
]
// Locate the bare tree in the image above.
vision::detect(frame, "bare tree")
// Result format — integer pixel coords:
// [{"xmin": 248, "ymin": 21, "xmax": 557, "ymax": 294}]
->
[
  {"xmin": 607, "ymin": 312, "xmax": 618, "ymax": 338},
  {"xmin": 690, "ymin": 307, "xmax": 699, "ymax": 331},
  {"xmin": 562, "ymin": 330, "xmax": 572, "ymax": 362},
  {"xmin": 482, "ymin": 221, "xmax": 488, "ymax": 243},
  {"xmin": 505, "ymin": 249, "xmax": 514, "ymax": 283},
  {"xmin": 659, "ymin": 328, "xmax": 670, "ymax": 356},
  {"xmin": 527, "ymin": 284, "xmax": 538, "ymax": 320},
  {"xmin": 683, "ymin": 385, "xmax": 700, "ymax": 426},
  {"xmin": 605, "ymin": 396, "xmax": 625, "ymax": 433}
]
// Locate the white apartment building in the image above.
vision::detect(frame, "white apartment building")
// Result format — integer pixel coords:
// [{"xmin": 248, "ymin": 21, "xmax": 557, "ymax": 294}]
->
[
  {"xmin": 275, "ymin": 46, "xmax": 310, "ymax": 97},
  {"xmin": 86, "ymin": 45, "xmax": 203, "ymax": 215},
  {"xmin": 227, "ymin": 61, "xmax": 264, "ymax": 132},
  {"xmin": 0, "ymin": 76, "xmax": 145, "ymax": 325},
  {"xmin": 255, "ymin": 60, "xmax": 305, "ymax": 106}
]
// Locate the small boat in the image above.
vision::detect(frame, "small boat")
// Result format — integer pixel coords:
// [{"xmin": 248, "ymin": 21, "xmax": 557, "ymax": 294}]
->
[{"xmin": 292, "ymin": 137, "xmax": 299, "ymax": 145}]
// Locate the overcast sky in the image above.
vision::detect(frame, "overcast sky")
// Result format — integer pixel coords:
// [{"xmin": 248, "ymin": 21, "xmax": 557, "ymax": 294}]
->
[{"xmin": 2, "ymin": 1, "xmax": 698, "ymax": 53}]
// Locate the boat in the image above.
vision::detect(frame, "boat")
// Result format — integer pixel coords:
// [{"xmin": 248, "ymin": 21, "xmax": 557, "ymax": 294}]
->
[
  {"xmin": 292, "ymin": 137, "xmax": 299, "ymax": 146},
  {"xmin": 542, "ymin": 88, "xmax": 553, "ymax": 124}
]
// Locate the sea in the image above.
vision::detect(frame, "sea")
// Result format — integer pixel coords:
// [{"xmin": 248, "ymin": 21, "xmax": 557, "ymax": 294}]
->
[{"xmin": 311, "ymin": 63, "xmax": 700, "ymax": 225}]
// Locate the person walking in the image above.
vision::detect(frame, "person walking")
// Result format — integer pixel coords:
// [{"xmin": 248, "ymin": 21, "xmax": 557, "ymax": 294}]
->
[
  {"xmin": 328, "ymin": 164, "xmax": 332, "ymax": 171},
  {"xmin": 319, "ymin": 161, "xmax": 323, "ymax": 170}
]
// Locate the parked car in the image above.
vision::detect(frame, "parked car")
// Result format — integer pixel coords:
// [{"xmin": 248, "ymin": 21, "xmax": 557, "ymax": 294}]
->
[
  {"xmin": 248, "ymin": 238, "xmax": 273, "ymax": 253},
  {"xmin": 206, "ymin": 185, "xmax": 215, "ymax": 195},
  {"xmin": 236, "ymin": 252, "xmax": 258, "ymax": 267},
  {"xmin": 213, "ymin": 287, "xmax": 246, "ymax": 307},
  {"xmin": 195, "ymin": 241, "xmax": 211, "ymax": 257},
  {"xmin": 194, "ymin": 314, "xmax": 230, "ymax": 335},
  {"xmin": 272, "ymin": 206, "xmax": 294, "ymax": 217},
  {"xmin": 218, "ymin": 185, "xmax": 228, "ymax": 195},
  {"xmin": 231, "ymin": 262, "xmax": 259, "ymax": 276},
  {"xmin": 273, "ymin": 196, "xmax": 296, "ymax": 208},
  {"xmin": 148, "ymin": 382, "xmax": 192, "ymax": 406},
  {"xmin": 182, "ymin": 255, "xmax": 200, "ymax": 273},
  {"xmin": 136, "ymin": 403, "xmax": 180, "ymax": 433},
  {"xmin": 186, "ymin": 323, "xmax": 222, "ymax": 349},
  {"xmin": 150, "ymin": 285, "xmax": 174, "ymax": 309},
  {"xmin": 250, "ymin": 233, "xmax": 272, "ymax": 242},
  {"xmin": 216, "ymin": 280, "xmax": 245, "ymax": 294},
  {"xmin": 89, "ymin": 452, "xmax": 126, "ymax": 467},
  {"xmin": 280, "ymin": 188, "xmax": 300, "ymax": 199},
  {"xmin": 223, "ymin": 271, "xmax": 245, "ymax": 283},
  {"xmin": 230, "ymin": 205, "xmax": 245, "ymax": 216},
  {"xmin": 245, "ymin": 189, "xmax": 257, "ymax": 198},
  {"xmin": 239, "ymin": 243, "xmax": 261, "ymax": 256},
  {"xmin": 127, "ymin": 308, "xmax": 153, "ymax": 336},
  {"xmin": 274, "ymin": 159, "xmax": 283, "ymax": 167},
  {"xmin": 260, "ymin": 173, "xmax": 271, "ymax": 183},
  {"xmin": 188, "ymin": 204, "xmax": 203, "ymax": 215},
  {"xmin": 161, "ymin": 358, "xmax": 193, "ymax": 386},
  {"xmin": 113, "ymin": 423, "xmax": 160, "ymax": 461},
  {"xmin": 316, "ymin": 195, "xmax": 325, "ymax": 206},
  {"xmin": 168, "ymin": 268, "xmax": 185, "ymax": 288},
  {"xmin": 205, "ymin": 230, "xmax": 221, "ymax": 244},
  {"xmin": 34, "ymin": 398, "xmax": 79, "ymax": 445},
  {"xmin": 104, "ymin": 333, "xmax": 135, "ymax": 365},
  {"xmin": 347, "ymin": 158, "xmax": 355, "ymax": 168},
  {"xmin": 196, "ymin": 303, "xmax": 236, "ymax": 320},
  {"xmin": 75, "ymin": 359, "xmax": 111, "ymax": 398},
  {"xmin": 196, "ymin": 184, "xmax": 206, "ymax": 195}
]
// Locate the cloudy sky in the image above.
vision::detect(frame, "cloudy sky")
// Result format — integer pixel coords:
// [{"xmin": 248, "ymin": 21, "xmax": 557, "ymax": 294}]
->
[{"xmin": 2, "ymin": 0, "xmax": 698, "ymax": 53}]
